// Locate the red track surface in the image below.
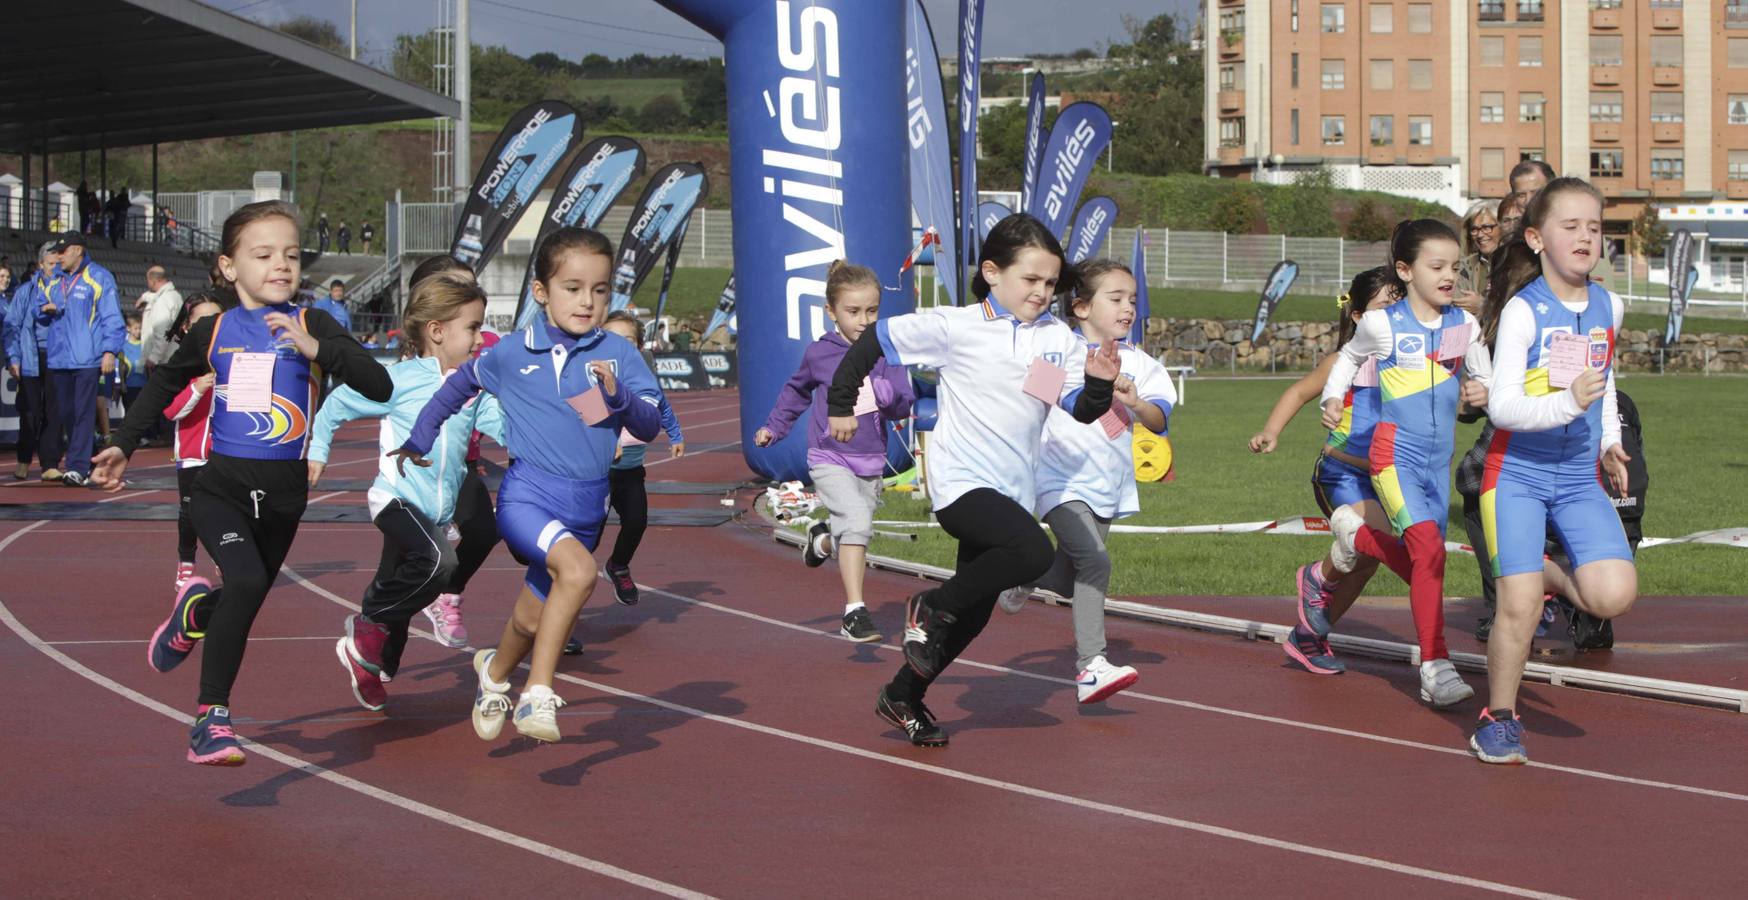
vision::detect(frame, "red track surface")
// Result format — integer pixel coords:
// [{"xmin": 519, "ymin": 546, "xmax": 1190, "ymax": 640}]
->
[{"xmin": 3, "ymin": 388, "xmax": 1744, "ymax": 897}]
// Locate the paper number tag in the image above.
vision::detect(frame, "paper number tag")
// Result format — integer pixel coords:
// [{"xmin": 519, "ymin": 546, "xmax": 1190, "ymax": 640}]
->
[
  {"xmin": 566, "ymin": 387, "xmax": 610, "ymax": 424},
  {"xmin": 227, "ymin": 352, "xmax": 276, "ymax": 413},
  {"xmin": 1022, "ymin": 357, "xmax": 1067, "ymax": 405},
  {"xmin": 1098, "ymin": 401, "xmax": 1132, "ymax": 439},
  {"xmin": 1437, "ymin": 323, "xmax": 1472, "ymax": 362},
  {"xmin": 1546, "ymin": 332, "xmax": 1589, "ymax": 389},
  {"xmin": 852, "ymin": 378, "xmax": 879, "ymax": 416}
]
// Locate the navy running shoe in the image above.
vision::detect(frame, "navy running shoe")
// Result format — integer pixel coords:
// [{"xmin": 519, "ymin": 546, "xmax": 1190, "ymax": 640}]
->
[
  {"xmin": 187, "ymin": 706, "xmax": 247, "ymax": 767},
  {"xmin": 1283, "ymin": 625, "xmax": 1345, "ymax": 675},
  {"xmin": 149, "ymin": 577, "xmax": 211, "ymax": 673},
  {"xmin": 1470, "ymin": 708, "xmax": 1528, "ymax": 765},
  {"xmin": 1294, "ymin": 562, "xmax": 1333, "ymax": 638}
]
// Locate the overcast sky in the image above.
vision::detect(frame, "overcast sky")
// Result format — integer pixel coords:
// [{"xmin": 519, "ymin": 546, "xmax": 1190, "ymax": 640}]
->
[{"xmin": 217, "ymin": 0, "xmax": 1199, "ymax": 67}]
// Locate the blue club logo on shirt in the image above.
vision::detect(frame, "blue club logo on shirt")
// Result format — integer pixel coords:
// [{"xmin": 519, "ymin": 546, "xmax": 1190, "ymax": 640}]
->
[{"xmin": 1395, "ymin": 335, "xmax": 1424, "ymax": 356}]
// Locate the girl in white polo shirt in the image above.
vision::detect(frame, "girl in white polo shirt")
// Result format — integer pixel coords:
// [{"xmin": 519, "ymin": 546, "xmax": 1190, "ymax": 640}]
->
[{"xmin": 826, "ymin": 213, "xmax": 1121, "ymax": 747}]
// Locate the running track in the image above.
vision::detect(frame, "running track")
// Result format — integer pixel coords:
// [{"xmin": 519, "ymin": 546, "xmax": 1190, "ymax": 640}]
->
[{"xmin": 2, "ymin": 388, "xmax": 1743, "ymax": 897}]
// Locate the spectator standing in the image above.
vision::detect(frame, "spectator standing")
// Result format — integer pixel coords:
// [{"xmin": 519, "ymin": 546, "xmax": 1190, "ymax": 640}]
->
[
  {"xmin": 361, "ymin": 221, "xmax": 376, "ymax": 255},
  {"xmin": 1458, "ymin": 199, "xmax": 1501, "ymax": 311},
  {"xmin": 135, "ymin": 265, "xmax": 184, "ymax": 371},
  {"xmin": 36, "ymin": 232, "xmax": 124, "ymax": 486},
  {"xmin": 76, "ymin": 182, "xmax": 97, "ymax": 235},
  {"xmin": 3, "ymin": 244, "xmax": 58, "ymax": 479},
  {"xmin": 1509, "ymin": 160, "xmax": 1554, "ymax": 208},
  {"xmin": 337, "ymin": 222, "xmax": 352, "ymax": 255},
  {"xmin": 105, "ymin": 188, "xmax": 132, "ymax": 247},
  {"xmin": 317, "ymin": 213, "xmax": 331, "ymax": 255},
  {"xmin": 315, "ymin": 279, "xmax": 353, "ymax": 334}
]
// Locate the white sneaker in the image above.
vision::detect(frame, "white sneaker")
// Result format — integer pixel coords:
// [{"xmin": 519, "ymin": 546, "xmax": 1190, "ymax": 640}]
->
[
  {"xmin": 998, "ymin": 585, "xmax": 1033, "ymax": 615},
  {"xmin": 1075, "ymin": 655, "xmax": 1140, "ymax": 704},
  {"xmin": 471, "ymin": 649, "xmax": 512, "ymax": 740},
  {"xmin": 1419, "ymin": 658, "xmax": 1474, "ymax": 709},
  {"xmin": 1328, "ymin": 506, "xmax": 1363, "ymax": 574},
  {"xmin": 513, "ymin": 684, "xmax": 565, "ymax": 742}
]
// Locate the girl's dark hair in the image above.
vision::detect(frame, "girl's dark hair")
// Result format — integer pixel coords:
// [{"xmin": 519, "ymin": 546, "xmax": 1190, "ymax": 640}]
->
[
  {"xmin": 409, "ymin": 253, "xmax": 474, "ymax": 288},
  {"xmin": 971, "ymin": 213, "xmax": 1076, "ymax": 301},
  {"xmin": 1063, "ymin": 258, "xmax": 1133, "ymax": 323},
  {"xmin": 824, "ymin": 259, "xmax": 880, "ymax": 308},
  {"xmin": 1336, "ymin": 266, "xmax": 1402, "ymax": 348},
  {"xmin": 1480, "ymin": 177, "xmax": 1606, "ymax": 345},
  {"xmin": 1385, "ymin": 218, "xmax": 1461, "ymax": 296},
  {"xmin": 534, "ymin": 227, "xmax": 614, "ymax": 286},
  {"xmin": 171, "ymin": 290, "xmax": 237, "ymax": 342},
  {"xmin": 213, "ymin": 200, "xmax": 302, "ymax": 287}
]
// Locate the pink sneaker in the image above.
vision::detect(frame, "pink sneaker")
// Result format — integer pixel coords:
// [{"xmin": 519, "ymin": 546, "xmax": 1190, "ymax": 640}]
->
[
  {"xmin": 422, "ymin": 593, "xmax": 468, "ymax": 648},
  {"xmin": 336, "ymin": 614, "xmax": 388, "ymax": 710}
]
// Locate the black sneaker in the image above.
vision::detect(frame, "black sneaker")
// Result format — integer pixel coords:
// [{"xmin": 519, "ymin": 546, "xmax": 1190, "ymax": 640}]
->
[
  {"xmin": 902, "ymin": 591, "xmax": 956, "ymax": 679},
  {"xmin": 840, "ymin": 606, "xmax": 881, "ymax": 643},
  {"xmin": 61, "ymin": 471, "xmax": 88, "ymax": 487},
  {"xmin": 875, "ymin": 686, "xmax": 948, "ymax": 747},
  {"xmin": 802, "ymin": 522, "xmax": 831, "ymax": 568},
  {"xmin": 606, "ymin": 563, "xmax": 639, "ymax": 605},
  {"xmin": 563, "ymin": 636, "xmax": 583, "ymax": 656},
  {"xmin": 1475, "ymin": 615, "xmax": 1492, "ymax": 643}
]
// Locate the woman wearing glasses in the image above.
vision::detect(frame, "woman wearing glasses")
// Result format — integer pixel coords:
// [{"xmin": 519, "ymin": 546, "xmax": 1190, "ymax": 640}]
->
[{"xmin": 1457, "ymin": 199, "xmax": 1502, "ymax": 311}]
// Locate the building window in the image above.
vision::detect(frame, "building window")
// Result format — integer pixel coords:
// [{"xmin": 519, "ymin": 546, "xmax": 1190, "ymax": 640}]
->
[
  {"xmin": 1480, "ymin": 92, "xmax": 1505, "ymax": 123},
  {"xmin": 1409, "ymin": 116, "xmax": 1433, "ymax": 146},
  {"xmin": 1590, "ymin": 92, "xmax": 1623, "ymax": 122},
  {"xmin": 1407, "ymin": 3, "xmax": 1433, "ymax": 32},
  {"xmin": 1591, "ymin": 35, "xmax": 1623, "ymax": 67},
  {"xmin": 1648, "ymin": 0, "xmax": 1682, "ymax": 7},
  {"xmin": 1322, "ymin": 58, "xmax": 1346, "ymax": 90},
  {"xmin": 1322, "ymin": 115, "xmax": 1347, "ymax": 145},
  {"xmin": 1728, "ymin": 1, "xmax": 1748, "ymax": 27},
  {"xmin": 1650, "ymin": 150, "xmax": 1685, "ymax": 181},
  {"xmin": 1521, "ymin": 148, "xmax": 1545, "ymax": 161},
  {"xmin": 1728, "ymin": 150, "xmax": 1748, "ymax": 181},
  {"xmin": 1219, "ymin": 11, "xmax": 1243, "ymax": 38},
  {"xmin": 1290, "ymin": 108, "xmax": 1301, "ymax": 145},
  {"xmin": 1519, "ymin": 92, "xmax": 1546, "ymax": 123},
  {"xmin": 1519, "ymin": 36, "xmax": 1543, "ymax": 67},
  {"xmin": 1479, "ymin": 0, "xmax": 1505, "ymax": 22},
  {"xmin": 1591, "ymin": 0, "xmax": 1622, "ymax": 8},
  {"xmin": 1219, "ymin": 65, "xmax": 1239, "ymax": 91},
  {"xmin": 1650, "ymin": 92, "xmax": 1684, "ymax": 123},
  {"xmin": 1481, "ymin": 148, "xmax": 1505, "ymax": 179},
  {"xmin": 1291, "ymin": 0, "xmax": 1301, "ymax": 31},
  {"xmin": 1730, "ymin": 95, "xmax": 1748, "ymax": 126},
  {"xmin": 1407, "ymin": 59, "xmax": 1433, "ymax": 90},
  {"xmin": 1480, "ymin": 36, "xmax": 1505, "ymax": 67},
  {"xmin": 1370, "ymin": 115, "xmax": 1394, "ymax": 147},
  {"xmin": 1370, "ymin": 59, "xmax": 1393, "ymax": 90},
  {"xmin": 1370, "ymin": 3, "xmax": 1393, "ymax": 32},
  {"xmin": 1291, "ymin": 53, "xmax": 1300, "ymax": 88},
  {"xmin": 1733, "ymin": 38, "xmax": 1748, "ymax": 68},
  {"xmin": 1590, "ymin": 149, "xmax": 1625, "ymax": 178},
  {"xmin": 1517, "ymin": 0, "xmax": 1544, "ymax": 22},
  {"xmin": 1220, "ymin": 117, "xmax": 1245, "ymax": 149},
  {"xmin": 1322, "ymin": 3, "xmax": 1346, "ymax": 32},
  {"xmin": 1650, "ymin": 36, "xmax": 1683, "ymax": 68}
]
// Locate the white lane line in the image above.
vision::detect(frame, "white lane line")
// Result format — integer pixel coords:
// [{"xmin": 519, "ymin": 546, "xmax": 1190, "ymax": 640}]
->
[
  {"xmin": 630, "ymin": 581, "xmax": 1748, "ymax": 806},
  {"xmin": 49, "ymin": 636, "xmax": 338, "ymax": 646},
  {"xmin": 277, "ymin": 566, "xmax": 1568, "ymax": 898},
  {"xmin": 100, "ymin": 489, "xmax": 159, "ymax": 503},
  {"xmin": 644, "ymin": 440, "xmax": 741, "ymax": 468},
  {"xmin": 672, "ymin": 415, "xmax": 740, "ymax": 431},
  {"xmin": 667, "ymin": 401, "xmax": 739, "ymax": 416},
  {"xmin": 0, "ymin": 522, "xmax": 712, "ymax": 900},
  {"xmin": 308, "ymin": 490, "xmax": 348, "ymax": 505}
]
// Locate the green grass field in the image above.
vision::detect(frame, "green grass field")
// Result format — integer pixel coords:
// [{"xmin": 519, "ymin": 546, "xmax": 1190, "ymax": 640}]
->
[
  {"xmin": 798, "ymin": 375, "xmax": 1747, "ymax": 597},
  {"xmin": 575, "ymin": 77, "xmax": 685, "ymax": 109}
]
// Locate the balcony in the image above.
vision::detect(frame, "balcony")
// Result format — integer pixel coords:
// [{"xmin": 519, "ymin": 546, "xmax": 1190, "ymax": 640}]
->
[
  {"xmin": 1591, "ymin": 65, "xmax": 1621, "ymax": 85},
  {"xmin": 1591, "ymin": 122, "xmax": 1621, "ymax": 142},
  {"xmin": 1591, "ymin": 7, "xmax": 1620, "ymax": 29},
  {"xmin": 1406, "ymin": 145, "xmax": 1436, "ymax": 165},
  {"xmin": 1653, "ymin": 122, "xmax": 1684, "ymax": 143},
  {"xmin": 1652, "ymin": 66, "xmax": 1682, "ymax": 87},
  {"xmin": 1366, "ymin": 144, "xmax": 1396, "ymax": 165},
  {"xmin": 1727, "ymin": 180, "xmax": 1748, "ymax": 200},
  {"xmin": 1651, "ymin": 8, "xmax": 1681, "ymax": 29},
  {"xmin": 1218, "ymin": 90, "xmax": 1245, "ymax": 113},
  {"xmin": 1651, "ymin": 178, "xmax": 1684, "ymax": 197},
  {"xmin": 1218, "ymin": 145, "xmax": 1243, "ymax": 165},
  {"xmin": 1219, "ymin": 30, "xmax": 1244, "ymax": 59}
]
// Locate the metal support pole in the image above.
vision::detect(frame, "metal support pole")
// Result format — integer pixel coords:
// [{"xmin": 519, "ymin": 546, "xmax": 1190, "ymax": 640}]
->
[
  {"xmin": 349, "ymin": 0, "xmax": 358, "ymax": 60},
  {"xmin": 22, "ymin": 150, "xmax": 30, "ymax": 230},
  {"xmin": 1222, "ymin": 232, "xmax": 1229, "ymax": 286},
  {"xmin": 453, "ymin": 0, "xmax": 471, "ymax": 195},
  {"xmin": 151, "ymin": 143, "xmax": 160, "ymax": 243}
]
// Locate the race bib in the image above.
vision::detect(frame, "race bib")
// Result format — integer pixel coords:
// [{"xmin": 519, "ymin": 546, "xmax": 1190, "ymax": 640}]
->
[
  {"xmin": 1546, "ymin": 332, "xmax": 1589, "ymax": 389},
  {"xmin": 566, "ymin": 387, "xmax": 610, "ymax": 424},
  {"xmin": 227, "ymin": 353, "xmax": 276, "ymax": 413},
  {"xmin": 1022, "ymin": 356, "xmax": 1067, "ymax": 405}
]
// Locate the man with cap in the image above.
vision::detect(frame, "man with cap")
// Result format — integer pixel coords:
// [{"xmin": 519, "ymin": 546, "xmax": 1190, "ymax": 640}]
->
[
  {"xmin": 2, "ymin": 242, "xmax": 59, "ymax": 479},
  {"xmin": 34, "ymin": 231, "xmax": 123, "ymax": 486}
]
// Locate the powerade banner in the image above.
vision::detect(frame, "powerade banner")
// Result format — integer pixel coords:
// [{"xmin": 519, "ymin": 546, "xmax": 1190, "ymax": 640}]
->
[
  {"xmin": 977, "ymin": 201, "xmax": 1010, "ymax": 243},
  {"xmin": 512, "ymin": 136, "xmax": 646, "ymax": 331},
  {"xmin": 1067, "ymin": 196, "xmax": 1117, "ymax": 264},
  {"xmin": 703, "ymin": 273, "xmax": 736, "ymax": 340},
  {"xmin": 608, "ymin": 163, "xmax": 708, "ymax": 312},
  {"xmin": 1250, "ymin": 260, "xmax": 1301, "ymax": 344},
  {"xmin": 956, "ymin": 0, "xmax": 986, "ymax": 283},
  {"xmin": 451, "ymin": 100, "xmax": 582, "ymax": 271},
  {"xmin": 1020, "ymin": 72, "xmax": 1047, "ymax": 214},
  {"xmin": 1025, "ymin": 101, "xmax": 1112, "ymax": 240},
  {"xmin": 1129, "ymin": 227, "xmax": 1150, "ymax": 346},
  {"xmin": 904, "ymin": 0, "xmax": 959, "ymax": 306},
  {"xmin": 656, "ymin": 0, "xmax": 914, "ymax": 482},
  {"xmin": 648, "ymin": 215, "xmax": 692, "ymax": 335},
  {"xmin": 1665, "ymin": 228, "xmax": 1694, "ymax": 345}
]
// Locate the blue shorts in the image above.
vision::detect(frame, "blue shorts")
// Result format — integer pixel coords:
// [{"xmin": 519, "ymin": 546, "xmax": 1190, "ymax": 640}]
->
[
  {"xmin": 1483, "ymin": 461, "xmax": 1632, "ymax": 578},
  {"xmin": 1311, "ymin": 453, "xmax": 1377, "ymax": 517},
  {"xmin": 496, "ymin": 461, "xmax": 610, "ymax": 601},
  {"xmin": 1370, "ymin": 423, "xmax": 1451, "ymax": 537}
]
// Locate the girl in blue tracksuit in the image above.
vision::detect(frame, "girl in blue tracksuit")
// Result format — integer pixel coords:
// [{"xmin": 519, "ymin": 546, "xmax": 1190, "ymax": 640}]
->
[
  {"xmin": 393, "ymin": 228, "xmax": 661, "ymax": 745},
  {"xmin": 36, "ymin": 233, "xmax": 125, "ymax": 484},
  {"xmin": 310, "ymin": 273, "xmax": 505, "ymax": 712}
]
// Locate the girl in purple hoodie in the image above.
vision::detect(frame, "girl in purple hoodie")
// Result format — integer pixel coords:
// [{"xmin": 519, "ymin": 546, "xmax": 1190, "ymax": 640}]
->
[{"xmin": 756, "ymin": 260, "xmax": 914, "ymax": 643}]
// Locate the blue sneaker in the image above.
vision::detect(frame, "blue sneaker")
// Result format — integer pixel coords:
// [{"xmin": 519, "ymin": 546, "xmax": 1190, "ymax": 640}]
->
[
  {"xmin": 187, "ymin": 706, "xmax": 247, "ymax": 767},
  {"xmin": 149, "ymin": 577, "xmax": 212, "ymax": 673},
  {"xmin": 1283, "ymin": 625, "xmax": 1345, "ymax": 675},
  {"xmin": 1294, "ymin": 562, "xmax": 1333, "ymax": 638},
  {"xmin": 1470, "ymin": 708, "xmax": 1528, "ymax": 765}
]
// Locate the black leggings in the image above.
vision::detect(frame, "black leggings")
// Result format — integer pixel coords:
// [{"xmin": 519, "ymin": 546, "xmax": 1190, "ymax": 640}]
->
[
  {"xmin": 177, "ymin": 466, "xmax": 201, "ymax": 564},
  {"xmin": 365, "ymin": 498, "xmax": 459, "ymax": 677},
  {"xmin": 13, "ymin": 365, "xmax": 48, "ymax": 465},
  {"xmin": 186, "ymin": 455, "xmax": 307, "ymax": 707},
  {"xmin": 891, "ymin": 488, "xmax": 1054, "ymax": 702},
  {"xmin": 607, "ymin": 464, "xmax": 648, "ymax": 568},
  {"xmin": 446, "ymin": 467, "xmax": 499, "ymax": 594}
]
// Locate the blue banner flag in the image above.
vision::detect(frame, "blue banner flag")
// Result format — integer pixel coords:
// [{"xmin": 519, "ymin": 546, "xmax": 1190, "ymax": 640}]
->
[
  {"xmin": 1026, "ymin": 101, "xmax": 1112, "ymax": 240},
  {"xmin": 703, "ymin": 273, "xmax": 737, "ymax": 340},
  {"xmin": 977, "ymin": 201, "xmax": 1010, "ymax": 244},
  {"xmin": 513, "ymin": 136, "xmax": 646, "ymax": 330},
  {"xmin": 451, "ymin": 100, "xmax": 582, "ymax": 271},
  {"xmin": 609, "ymin": 163, "xmax": 708, "ymax": 312},
  {"xmin": 956, "ymin": 0, "xmax": 986, "ymax": 286},
  {"xmin": 1251, "ymin": 260, "xmax": 1301, "ymax": 344},
  {"xmin": 1020, "ymin": 72, "xmax": 1047, "ymax": 213},
  {"xmin": 1067, "ymin": 196, "xmax": 1117, "ymax": 264},
  {"xmin": 905, "ymin": 0, "xmax": 960, "ymax": 306},
  {"xmin": 1665, "ymin": 228, "xmax": 1695, "ymax": 345},
  {"xmin": 1129, "ymin": 228, "xmax": 1150, "ymax": 346}
]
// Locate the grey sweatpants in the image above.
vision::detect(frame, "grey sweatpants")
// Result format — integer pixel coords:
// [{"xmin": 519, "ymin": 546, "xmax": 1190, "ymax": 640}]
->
[
  {"xmin": 1034, "ymin": 501, "xmax": 1113, "ymax": 669},
  {"xmin": 809, "ymin": 463, "xmax": 880, "ymax": 547}
]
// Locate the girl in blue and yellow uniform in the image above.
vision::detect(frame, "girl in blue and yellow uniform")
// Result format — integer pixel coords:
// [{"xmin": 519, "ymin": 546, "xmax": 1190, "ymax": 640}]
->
[{"xmin": 95, "ymin": 201, "xmax": 393, "ymax": 766}]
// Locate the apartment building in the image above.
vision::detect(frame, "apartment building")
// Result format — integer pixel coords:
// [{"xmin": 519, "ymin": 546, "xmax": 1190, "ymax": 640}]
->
[{"xmin": 1206, "ymin": 0, "xmax": 1748, "ymax": 289}]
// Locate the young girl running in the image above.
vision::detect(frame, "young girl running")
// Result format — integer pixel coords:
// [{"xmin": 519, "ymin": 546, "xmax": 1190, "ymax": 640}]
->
[
  {"xmin": 1471, "ymin": 178, "xmax": 1637, "ymax": 764},
  {"xmin": 1248, "ymin": 268, "xmax": 1400, "ymax": 675},
  {"xmin": 93, "ymin": 201, "xmax": 392, "ymax": 766},
  {"xmin": 755, "ymin": 260, "xmax": 912, "ymax": 644},
  {"xmin": 163, "ymin": 291, "xmax": 232, "ymax": 590},
  {"xmin": 598, "ymin": 309, "xmax": 685, "ymax": 605},
  {"xmin": 1319, "ymin": 220, "xmax": 1493, "ymax": 710},
  {"xmin": 390, "ymin": 228, "xmax": 661, "ymax": 744},
  {"xmin": 309, "ymin": 273, "xmax": 504, "ymax": 711},
  {"xmin": 827, "ymin": 213, "xmax": 1120, "ymax": 746},
  {"xmin": 997, "ymin": 258, "xmax": 1174, "ymax": 704}
]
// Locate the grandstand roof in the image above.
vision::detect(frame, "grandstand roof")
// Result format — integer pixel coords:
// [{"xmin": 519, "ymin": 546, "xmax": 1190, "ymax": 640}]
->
[{"xmin": 0, "ymin": 0, "xmax": 459, "ymax": 155}]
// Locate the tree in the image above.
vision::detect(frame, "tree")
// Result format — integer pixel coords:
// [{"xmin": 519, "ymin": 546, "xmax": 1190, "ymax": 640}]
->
[
  {"xmin": 1631, "ymin": 203, "xmax": 1669, "ymax": 262},
  {"xmin": 276, "ymin": 15, "xmax": 345, "ymax": 53},
  {"xmin": 973, "ymin": 102, "xmax": 1034, "ymax": 192},
  {"xmin": 1346, "ymin": 198, "xmax": 1393, "ymax": 242},
  {"xmin": 1264, "ymin": 168, "xmax": 1339, "ymax": 237},
  {"xmin": 528, "ymin": 52, "xmax": 569, "ymax": 75},
  {"xmin": 1108, "ymin": 14, "xmax": 1204, "ymax": 177},
  {"xmin": 636, "ymin": 95, "xmax": 687, "ymax": 133},
  {"xmin": 682, "ymin": 61, "xmax": 727, "ymax": 129},
  {"xmin": 1210, "ymin": 187, "xmax": 1263, "ymax": 234}
]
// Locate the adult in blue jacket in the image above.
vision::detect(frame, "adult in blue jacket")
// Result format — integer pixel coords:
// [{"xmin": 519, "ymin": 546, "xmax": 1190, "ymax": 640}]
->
[
  {"xmin": 34, "ymin": 232, "xmax": 124, "ymax": 485},
  {"xmin": 315, "ymin": 279, "xmax": 353, "ymax": 333},
  {"xmin": 3, "ymin": 243, "xmax": 61, "ymax": 480}
]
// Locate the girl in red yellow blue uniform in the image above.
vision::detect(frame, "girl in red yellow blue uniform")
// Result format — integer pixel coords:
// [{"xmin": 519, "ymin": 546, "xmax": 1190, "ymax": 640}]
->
[
  {"xmin": 1470, "ymin": 179, "xmax": 1637, "ymax": 765},
  {"xmin": 94, "ymin": 202, "xmax": 392, "ymax": 767},
  {"xmin": 1322, "ymin": 220, "xmax": 1492, "ymax": 711}
]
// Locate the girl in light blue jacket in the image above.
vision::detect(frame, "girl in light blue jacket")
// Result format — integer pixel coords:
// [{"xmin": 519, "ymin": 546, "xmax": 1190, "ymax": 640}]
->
[{"xmin": 309, "ymin": 273, "xmax": 504, "ymax": 711}]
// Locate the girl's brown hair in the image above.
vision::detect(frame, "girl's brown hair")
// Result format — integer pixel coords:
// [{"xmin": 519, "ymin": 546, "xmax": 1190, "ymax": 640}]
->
[
  {"xmin": 1062, "ymin": 258, "xmax": 1133, "ymax": 323},
  {"xmin": 400, "ymin": 272, "xmax": 487, "ymax": 358},
  {"xmin": 1481, "ymin": 177, "xmax": 1606, "ymax": 345},
  {"xmin": 213, "ymin": 200, "xmax": 302, "ymax": 287},
  {"xmin": 534, "ymin": 227, "xmax": 614, "ymax": 286},
  {"xmin": 824, "ymin": 259, "xmax": 880, "ymax": 308}
]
